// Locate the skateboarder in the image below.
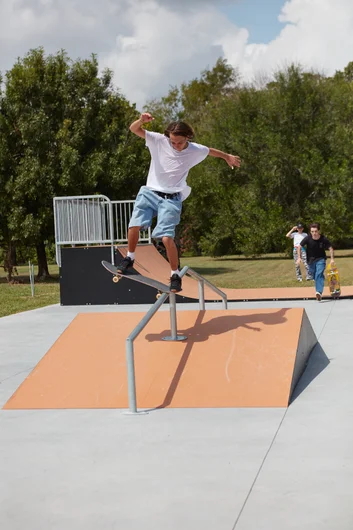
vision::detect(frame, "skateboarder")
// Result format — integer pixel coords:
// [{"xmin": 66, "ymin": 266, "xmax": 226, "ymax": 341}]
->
[
  {"xmin": 296, "ymin": 223, "xmax": 335, "ymax": 301},
  {"xmin": 118, "ymin": 113, "xmax": 241, "ymax": 292},
  {"xmin": 286, "ymin": 223, "xmax": 312, "ymax": 281}
]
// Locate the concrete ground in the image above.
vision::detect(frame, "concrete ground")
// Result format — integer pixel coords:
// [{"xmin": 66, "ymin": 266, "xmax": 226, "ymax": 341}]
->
[{"xmin": 1, "ymin": 298, "xmax": 353, "ymax": 530}]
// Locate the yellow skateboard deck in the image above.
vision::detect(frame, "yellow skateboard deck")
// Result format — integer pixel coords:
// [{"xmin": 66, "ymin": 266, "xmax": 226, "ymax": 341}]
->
[{"xmin": 326, "ymin": 263, "xmax": 341, "ymax": 298}]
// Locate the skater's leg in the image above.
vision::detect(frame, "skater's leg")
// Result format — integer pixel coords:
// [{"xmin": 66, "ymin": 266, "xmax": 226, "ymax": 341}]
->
[
  {"xmin": 127, "ymin": 187, "xmax": 156, "ymax": 238},
  {"xmin": 118, "ymin": 187, "xmax": 156, "ymax": 273},
  {"xmin": 152, "ymin": 194, "xmax": 182, "ymax": 292},
  {"xmin": 127, "ymin": 226, "xmax": 140, "ymax": 254},
  {"xmin": 162, "ymin": 236, "xmax": 179, "ymax": 272},
  {"xmin": 162, "ymin": 236, "xmax": 182, "ymax": 292}
]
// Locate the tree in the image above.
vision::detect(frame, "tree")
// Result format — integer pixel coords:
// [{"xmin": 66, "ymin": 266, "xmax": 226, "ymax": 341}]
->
[
  {"xmin": 0, "ymin": 72, "xmax": 20, "ymax": 281},
  {"xmin": 179, "ymin": 63, "xmax": 353, "ymax": 255},
  {"xmin": 4, "ymin": 52, "xmax": 353, "ymax": 269},
  {"xmin": 1, "ymin": 48, "xmax": 145, "ymax": 277}
]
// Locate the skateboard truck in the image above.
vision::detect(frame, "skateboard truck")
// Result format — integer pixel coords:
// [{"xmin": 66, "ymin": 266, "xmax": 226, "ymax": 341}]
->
[
  {"xmin": 114, "ymin": 273, "xmax": 163, "ymax": 300},
  {"xmin": 102, "ymin": 261, "xmax": 174, "ymax": 301}
]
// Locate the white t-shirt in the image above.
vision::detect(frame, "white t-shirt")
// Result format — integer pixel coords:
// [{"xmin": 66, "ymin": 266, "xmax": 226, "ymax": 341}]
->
[
  {"xmin": 144, "ymin": 131, "xmax": 209, "ymax": 200},
  {"xmin": 290, "ymin": 231, "xmax": 308, "ymax": 247}
]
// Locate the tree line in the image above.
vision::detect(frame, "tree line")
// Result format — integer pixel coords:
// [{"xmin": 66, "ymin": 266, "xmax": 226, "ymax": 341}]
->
[{"xmin": 1, "ymin": 48, "xmax": 353, "ymax": 279}]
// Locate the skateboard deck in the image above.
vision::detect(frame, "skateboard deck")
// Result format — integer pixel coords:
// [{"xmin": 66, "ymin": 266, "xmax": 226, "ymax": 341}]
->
[
  {"xmin": 101, "ymin": 260, "xmax": 171, "ymax": 296},
  {"xmin": 326, "ymin": 263, "xmax": 341, "ymax": 298}
]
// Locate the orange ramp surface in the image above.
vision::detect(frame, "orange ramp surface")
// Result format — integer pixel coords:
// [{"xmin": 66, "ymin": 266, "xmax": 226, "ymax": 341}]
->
[{"xmin": 4, "ymin": 308, "xmax": 316, "ymax": 410}]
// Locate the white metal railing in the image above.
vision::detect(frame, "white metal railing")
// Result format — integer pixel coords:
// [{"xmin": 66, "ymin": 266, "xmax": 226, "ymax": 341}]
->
[
  {"xmin": 53, "ymin": 195, "xmax": 151, "ymax": 266},
  {"xmin": 109, "ymin": 200, "xmax": 151, "ymax": 244}
]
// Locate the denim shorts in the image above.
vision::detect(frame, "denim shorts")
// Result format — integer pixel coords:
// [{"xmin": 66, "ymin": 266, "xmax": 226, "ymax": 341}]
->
[{"xmin": 128, "ymin": 186, "xmax": 182, "ymax": 239}]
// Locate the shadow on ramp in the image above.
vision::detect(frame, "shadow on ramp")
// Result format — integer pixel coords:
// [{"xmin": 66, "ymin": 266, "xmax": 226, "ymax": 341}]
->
[
  {"xmin": 147, "ymin": 309, "xmax": 291, "ymax": 409},
  {"xmin": 152, "ymin": 310, "xmax": 289, "ymax": 410},
  {"xmin": 144, "ymin": 308, "xmax": 311, "ymax": 409},
  {"xmin": 290, "ymin": 343, "xmax": 330, "ymax": 403},
  {"xmin": 145, "ymin": 308, "xmax": 290, "ymax": 343}
]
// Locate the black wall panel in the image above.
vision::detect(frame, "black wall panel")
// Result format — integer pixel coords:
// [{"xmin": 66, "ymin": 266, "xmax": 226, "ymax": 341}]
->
[{"xmin": 59, "ymin": 246, "xmax": 195, "ymax": 306}]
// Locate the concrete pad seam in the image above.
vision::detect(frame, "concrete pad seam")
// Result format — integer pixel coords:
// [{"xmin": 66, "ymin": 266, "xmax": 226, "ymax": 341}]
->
[
  {"xmin": 315, "ymin": 299, "xmax": 336, "ymax": 342},
  {"xmin": 231, "ymin": 408, "xmax": 288, "ymax": 529},
  {"xmin": 0, "ymin": 368, "xmax": 33, "ymax": 385}
]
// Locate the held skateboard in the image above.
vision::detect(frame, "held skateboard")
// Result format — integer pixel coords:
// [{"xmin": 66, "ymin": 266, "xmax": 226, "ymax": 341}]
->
[
  {"xmin": 326, "ymin": 262, "xmax": 341, "ymax": 298},
  {"xmin": 101, "ymin": 260, "xmax": 171, "ymax": 299}
]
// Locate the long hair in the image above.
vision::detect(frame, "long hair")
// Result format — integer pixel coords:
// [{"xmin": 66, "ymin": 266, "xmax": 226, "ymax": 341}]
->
[{"xmin": 164, "ymin": 121, "xmax": 194, "ymax": 139}]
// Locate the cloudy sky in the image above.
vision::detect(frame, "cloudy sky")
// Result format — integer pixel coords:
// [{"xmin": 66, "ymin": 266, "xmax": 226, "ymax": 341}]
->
[{"xmin": 1, "ymin": 0, "xmax": 353, "ymax": 109}]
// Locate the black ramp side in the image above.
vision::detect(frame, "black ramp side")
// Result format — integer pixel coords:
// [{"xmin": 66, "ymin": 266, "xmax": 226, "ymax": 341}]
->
[
  {"xmin": 289, "ymin": 309, "xmax": 318, "ymax": 400},
  {"xmin": 59, "ymin": 246, "xmax": 196, "ymax": 305},
  {"xmin": 60, "ymin": 247, "xmax": 157, "ymax": 305}
]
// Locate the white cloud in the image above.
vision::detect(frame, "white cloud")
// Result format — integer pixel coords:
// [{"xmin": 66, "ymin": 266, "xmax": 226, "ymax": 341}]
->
[
  {"xmin": 1, "ymin": 0, "xmax": 353, "ymax": 109},
  {"xmin": 99, "ymin": 0, "xmax": 232, "ymax": 107},
  {"xmin": 0, "ymin": 0, "xmax": 242, "ymax": 108},
  {"xmin": 220, "ymin": 0, "xmax": 353, "ymax": 81},
  {"xmin": 0, "ymin": 0, "xmax": 132, "ymax": 72}
]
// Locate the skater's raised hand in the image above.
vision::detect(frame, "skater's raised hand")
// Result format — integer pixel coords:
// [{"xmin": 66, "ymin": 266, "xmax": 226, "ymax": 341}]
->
[
  {"xmin": 130, "ymin": 113, "xmax": 154, "ymax": 138},
  {"xmin": 140, "ymin": 113, "xmax": 154, "ymax": 123}
]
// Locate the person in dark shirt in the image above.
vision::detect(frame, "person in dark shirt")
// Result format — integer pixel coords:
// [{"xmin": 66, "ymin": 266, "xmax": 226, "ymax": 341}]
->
[{"xmin": 297, "ymin": 222, "xmax": 335, "ymax": 301}]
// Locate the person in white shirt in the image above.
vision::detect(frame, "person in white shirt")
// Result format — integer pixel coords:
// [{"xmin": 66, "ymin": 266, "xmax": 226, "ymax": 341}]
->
[
  {"xmin": 286, "ymin": 223, "xmax": 312, "ymax": 282},
  {"xmin": 117, "ymin": 113, "xmax": 241, "ymax": 292}
]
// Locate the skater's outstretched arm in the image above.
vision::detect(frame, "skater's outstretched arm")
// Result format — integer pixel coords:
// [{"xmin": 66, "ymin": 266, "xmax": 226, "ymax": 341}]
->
[
  {"xmin": 208, "ymin": 148, "xmax": 241, "ymax": 169},
  {"xmin": 129, "ymin": 113, "xmax": 154, "ymax": 139}
]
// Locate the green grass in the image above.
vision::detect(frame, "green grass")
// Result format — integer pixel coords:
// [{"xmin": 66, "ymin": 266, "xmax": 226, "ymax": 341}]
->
[
  {"xmin": 1, "ymin": 250, "xmax": 352, "ymax": 317},
  {"xmin": 0, "ymin": 264, "xmax": 60, "ymax": 318},
  {"xmin": 180, "ymin": 249, "xmax": 353, "ymax": 289}
]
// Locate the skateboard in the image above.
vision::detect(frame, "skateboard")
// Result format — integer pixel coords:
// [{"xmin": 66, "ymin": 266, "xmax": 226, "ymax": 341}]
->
[
  {"xmin": 101, "ymin": 260, "xmax": 171, "ymax": 299},
  {"xmin": 326, "ymin": 262, "xmax": 341, "ymax": 298}
]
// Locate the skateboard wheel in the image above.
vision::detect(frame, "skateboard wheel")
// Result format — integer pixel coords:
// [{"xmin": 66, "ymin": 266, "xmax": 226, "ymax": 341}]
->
[
  {"xmin": 113, "ymin": 276, "xmax": 120, "ymax": 283},
  {"xmin": 156, "ymin": 292, "xmax": 162, "ymax": 299}
]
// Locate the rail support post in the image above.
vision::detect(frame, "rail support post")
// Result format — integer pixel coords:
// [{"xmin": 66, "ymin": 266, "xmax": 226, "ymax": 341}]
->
[{"xmin": 162, "ymin": 292, "xmax": 187, "ymax": 341}]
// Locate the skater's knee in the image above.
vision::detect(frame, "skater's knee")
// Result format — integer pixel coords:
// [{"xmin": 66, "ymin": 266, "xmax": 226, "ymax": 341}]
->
[
  {"xmin": 162, "ymin": 236, "xmax": 175, "ymax": 248},
  {"xmin": 128, "ymin": 226, "xmax": 140, "ymax": 234}
]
